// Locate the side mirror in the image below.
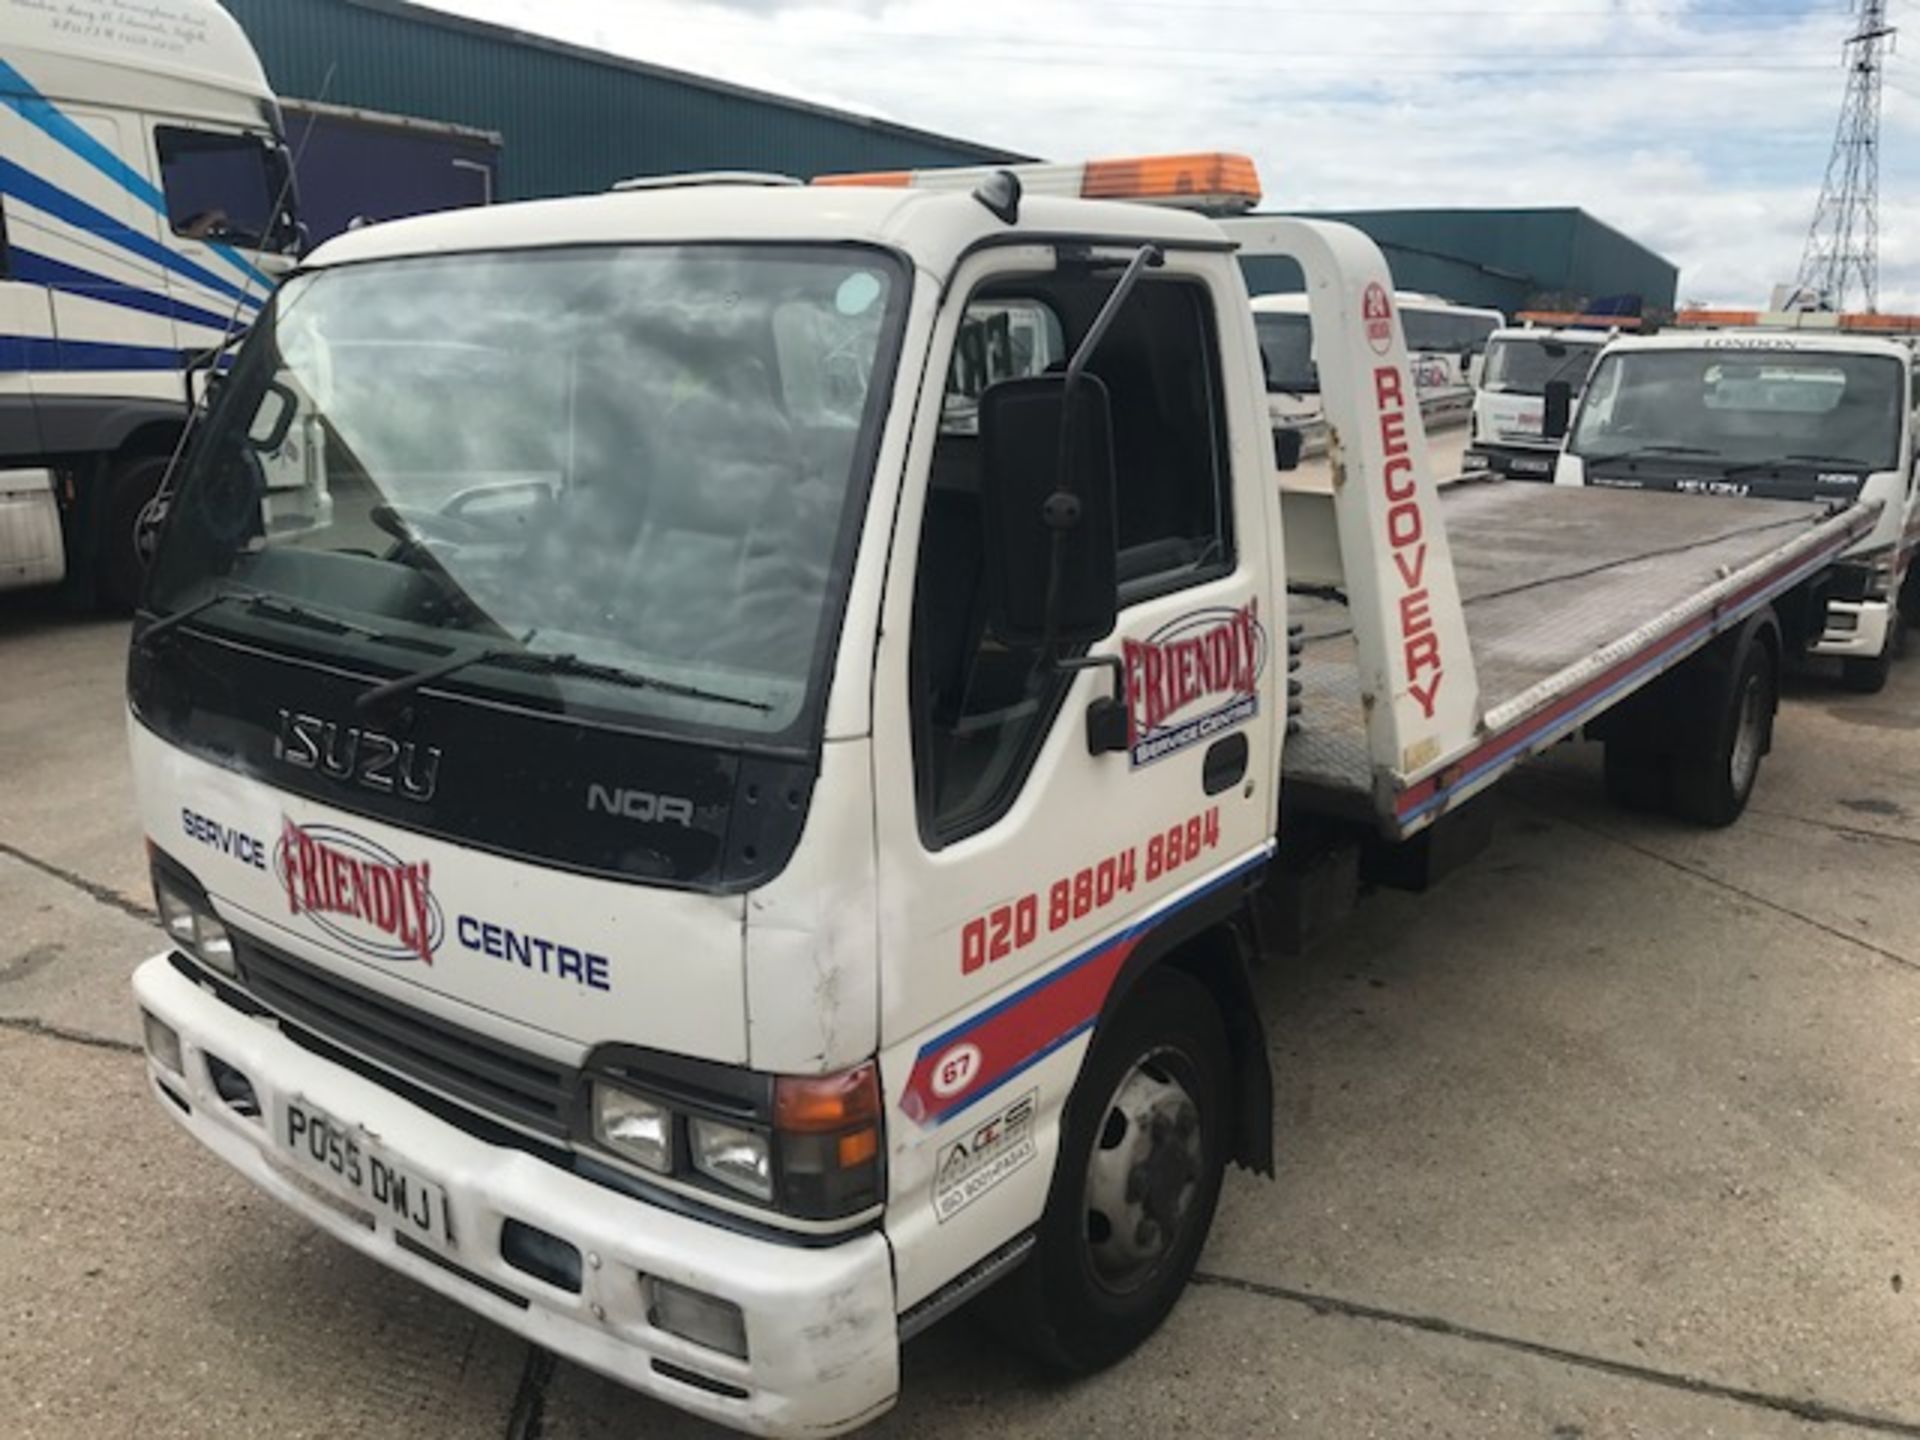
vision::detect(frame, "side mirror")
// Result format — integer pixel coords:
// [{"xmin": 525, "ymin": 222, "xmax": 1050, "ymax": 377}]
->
[
  {"xmin": 1273, "ymin": 426, "xmax": 1305, "ymax": 473},
  {"xmin": 979, "ymin": 373, "xmax": 1119, "ymax": 647},
  {"xmin": 1542, "ymin": 379, "xmax": 1573, "ymax": 441},
  {"xmin": 245, "ymin": 380, "xmax": 300, "ymax": 452}
]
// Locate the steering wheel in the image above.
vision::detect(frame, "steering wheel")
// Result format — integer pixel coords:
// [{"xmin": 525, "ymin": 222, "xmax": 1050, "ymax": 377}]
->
[{"xmin": 369, "ymin": 503, "xmax": 494, "ymax": 556}]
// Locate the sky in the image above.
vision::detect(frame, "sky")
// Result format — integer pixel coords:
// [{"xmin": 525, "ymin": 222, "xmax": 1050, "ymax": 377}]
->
[{"xmin": 425, "ymin": 0, "xmax": 1920, "ymax": 311}]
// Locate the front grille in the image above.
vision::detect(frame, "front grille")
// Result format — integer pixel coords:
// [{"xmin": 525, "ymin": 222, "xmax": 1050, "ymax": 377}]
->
[{"xmin": 235, "ymin": 936, "xmax": 577, "ymax": 1138}]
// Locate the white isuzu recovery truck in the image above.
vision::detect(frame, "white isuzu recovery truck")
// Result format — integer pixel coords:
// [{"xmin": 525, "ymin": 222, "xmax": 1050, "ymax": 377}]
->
[
  {"xmin": 1463, "ymin": 323, "xmax": 1609, "ymax": 480},
  {"xmin": 1551, "ymin": 314, "xmax": 1920, "ymax": 692},
  {"xmin": 0, "ymin": 0, "xmax": 298, "ymax": 607},
  {"xmin": 127, "ymin": 155, "xmax": 1876, "ymax": 1436}
]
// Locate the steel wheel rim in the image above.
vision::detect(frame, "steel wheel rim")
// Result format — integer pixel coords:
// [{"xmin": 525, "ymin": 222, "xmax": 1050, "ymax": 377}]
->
[
  {"xmin": 1730, "ymin": 671, "xmax": 1765, "ymax": 794},
  {"xmin": 1081, "ymin": 1046, "xmax": 1205, "ymax": 1296}
]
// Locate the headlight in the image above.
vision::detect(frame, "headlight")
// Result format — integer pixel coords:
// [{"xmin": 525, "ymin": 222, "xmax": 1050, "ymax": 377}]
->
[
  {"xmin": 592, "ymin": 1084, "xmax": 672, "ymax": 1174},
  {"xmin": 689, "ymin": 1117, "xmax": 773, "ymax": 1201},
  {"xmin": 579, "ymin": 1058, "xmax": 883, "ymax": 1221},
  {"xmin": 151, "ymin": 853, "xmax": 238, "ymax": 978}
]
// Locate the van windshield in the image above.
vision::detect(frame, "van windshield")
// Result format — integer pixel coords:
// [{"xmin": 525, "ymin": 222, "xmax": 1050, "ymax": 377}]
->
[
  {"xmin": 1482, "ymin": 337, "xmax": 1600, "ymax": 396},
  {"xmin": 1569, "ymin": 348, "xmax": 1904, "ymax": 475},
  {"xmin": 146, "ymin": 244, "xmax": 906, "ymax": 744},
  {"xmin": 1255, "ymin": 312, "xmax": 1317, "ymax": 392}
]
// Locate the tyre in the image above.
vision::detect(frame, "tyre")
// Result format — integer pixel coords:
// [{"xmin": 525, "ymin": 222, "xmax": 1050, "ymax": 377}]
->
[
  {"xmin": 96, "ymin": 453, "xmax": 172, "ymax": 613},
  {"xmin": 981, "ymin": 968, "xmax": 1230, "ymax": 1373},
  {"xmin": 1602, "ymin": 744, "xmax": 1669, "ymax": 813},
  {"xmin": 1670, "ymin": 628, "xmax": 1776, "ymax": 827},
  {"xmin": 1838, "ymin": 610, "xmax": 1900, "ymax": 695}
]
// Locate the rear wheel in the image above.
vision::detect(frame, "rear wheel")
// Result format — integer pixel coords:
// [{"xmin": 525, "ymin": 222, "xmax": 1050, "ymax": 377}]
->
[
  {"xmin": 982, "ymin": 969, "xmax": 1230, "ymax": 1373},
  {"xmin": 96, "ymin": 453, "xmax": 171, "ymax": 613},
  {"xmin": 1671, "ymin": 630, "xmax": 1776, "ymax": 827}
]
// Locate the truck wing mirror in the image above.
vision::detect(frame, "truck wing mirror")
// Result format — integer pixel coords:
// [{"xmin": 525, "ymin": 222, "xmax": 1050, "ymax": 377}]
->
[
  {"xmin": 1542, "ymin": 379, "xmax": 1574, "ymax": 441},
  {"xmin": 1273, "ymin": 426, "xmax": 1305, "ymax": 473},
  {"xmin": 978, "ymin": 373, "xmax": 1119, "ymax": 648}
]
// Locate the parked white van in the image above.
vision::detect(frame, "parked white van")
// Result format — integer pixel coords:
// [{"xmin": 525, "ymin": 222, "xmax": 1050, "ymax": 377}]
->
[
  {"xmin": 1, "ymin": 0, "xmax": 298, "ymax": 606},
  {"xmin": 1253, "ymin": 290, "xmax": 1501, "ymax": 456}
]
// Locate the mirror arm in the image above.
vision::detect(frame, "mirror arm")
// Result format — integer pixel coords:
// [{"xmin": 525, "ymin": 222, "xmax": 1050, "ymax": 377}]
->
[{"xmin": 1056, "ymin": 652, "xmax": 1129, "ymax": 756}]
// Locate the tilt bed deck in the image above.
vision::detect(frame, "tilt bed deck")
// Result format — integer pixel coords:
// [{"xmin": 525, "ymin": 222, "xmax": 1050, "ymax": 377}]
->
[{"xmin": 1285, "ymin": 481, "xmax": 1876, "ymax": 834}]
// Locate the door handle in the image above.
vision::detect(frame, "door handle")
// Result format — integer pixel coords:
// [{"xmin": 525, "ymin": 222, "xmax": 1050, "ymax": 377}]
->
[{"xmin": 1203, "ymin": 734, "xmax": 1249, "ymax": 795}]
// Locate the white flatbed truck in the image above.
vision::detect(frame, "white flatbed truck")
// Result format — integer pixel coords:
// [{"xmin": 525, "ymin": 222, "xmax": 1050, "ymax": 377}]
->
[
  {"xmin": 1550, "ymin": 314, "xmax": 1920, "ymax": 693},
  {"xmin": 127, "ymin": 154, "xmax": 1875, "ymax": 1436}
]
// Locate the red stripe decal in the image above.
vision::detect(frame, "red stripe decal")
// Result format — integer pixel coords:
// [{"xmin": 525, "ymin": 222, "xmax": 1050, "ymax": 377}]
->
[{"xmin": 900, "ymin": 932, "xmax": 1144, "ymax": 1128}]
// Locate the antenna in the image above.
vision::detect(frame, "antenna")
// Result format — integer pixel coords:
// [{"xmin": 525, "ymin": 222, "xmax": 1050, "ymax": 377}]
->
[{"xmin": 1793, "ymin": 0, "xmax": 1895, "ymax": 314}]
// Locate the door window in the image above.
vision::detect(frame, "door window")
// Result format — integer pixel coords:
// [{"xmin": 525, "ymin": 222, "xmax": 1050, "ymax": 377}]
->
[
  {"xmin": 910, "ymin": 274, "xmax": 1234, "ymax": 844},
  {"xmin": 156, "ymin": 126, "xmax": 293, "ymax": 251}
]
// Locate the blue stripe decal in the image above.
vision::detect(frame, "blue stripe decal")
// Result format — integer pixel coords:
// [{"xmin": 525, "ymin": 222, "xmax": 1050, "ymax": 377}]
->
[
  {"xmin": 0, "ymin": 56, "xmax": 275, "ymax": 292},
  {"xmin": 9, "ymin": 247, "xmax": 238, "ymax": 335},
  {"xmin": 1, "ymin": 334, "xmax": 186, "ymax": 373},
  {"xmin": 0, "ymin": 155, "xmax": 259, "ymax": 312}
]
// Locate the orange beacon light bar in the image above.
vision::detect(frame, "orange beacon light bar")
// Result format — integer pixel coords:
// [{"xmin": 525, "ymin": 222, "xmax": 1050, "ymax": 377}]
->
[{"xmin": 813, "ymin": 152, "xmax": 1264, "ymax": 214}]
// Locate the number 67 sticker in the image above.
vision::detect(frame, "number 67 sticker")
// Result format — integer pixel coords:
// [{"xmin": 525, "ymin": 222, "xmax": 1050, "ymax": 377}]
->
[{"xmin": 929, "ymin": 1042, "xmax": 982, "ymax": 1101}]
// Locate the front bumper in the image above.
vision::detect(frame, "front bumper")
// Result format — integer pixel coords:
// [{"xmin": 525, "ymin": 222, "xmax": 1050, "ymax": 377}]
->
[
  {"xmin": 1813, "ymin": 598, "xmax": 1893, "ymax": 659},
  {"xmin": 133, "ymin": 955, "xmax": 899, "ymax": 1438},
  {"xmin": 1463, "ymin": 444, "xmax": 1557, "ymax": 481}
]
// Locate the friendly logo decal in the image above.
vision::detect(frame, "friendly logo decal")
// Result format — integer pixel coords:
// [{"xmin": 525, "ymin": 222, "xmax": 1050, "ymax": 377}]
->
[
  {"xmin": 1123, "ymin": 600, "xmax": 1267, "ymax": 767},
  {"xmin": 275, "ymin": 819, "xmax": 442, "ymax": 964}
]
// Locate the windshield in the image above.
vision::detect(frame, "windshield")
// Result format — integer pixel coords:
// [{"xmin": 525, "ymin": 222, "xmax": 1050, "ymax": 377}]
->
[
  {"xmin": 147, "ymin": 244, "xmax": 906, "ymax": 742},
  {"xmin": 1483, "ymin": 337, "xmax": 1600, "ymax": 395},
  {"xmin": 1570, "ymin": 348, "xmax": 1904, "ymax": 473},
  {"xmin": 1255, "ymin": 312, "xmax": 1317, "ymax": 392},
  {"xmin": 1402, "ymin": 308, "xmax": 1499, "ymax": 357}
]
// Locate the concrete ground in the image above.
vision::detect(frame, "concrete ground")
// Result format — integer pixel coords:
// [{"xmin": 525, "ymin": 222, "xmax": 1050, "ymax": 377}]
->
[{"xmin": 2, "ymin": 573, "xmax": 1918, "ymax": 1439}]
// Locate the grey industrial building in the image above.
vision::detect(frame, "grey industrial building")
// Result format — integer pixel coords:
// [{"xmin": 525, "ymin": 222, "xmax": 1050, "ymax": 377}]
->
[{"xmin": 219, "ymin": 0, "xmax": 1679, "ymax": 313}]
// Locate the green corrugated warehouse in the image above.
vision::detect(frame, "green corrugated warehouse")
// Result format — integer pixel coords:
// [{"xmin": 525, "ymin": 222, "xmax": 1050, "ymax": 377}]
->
[
  {"xmin": 1240, "ymin": 207, "xmax": 1679, "ymax": 316},
  {"xmin": 218, "ymin": 0, "xmax": 1026, "ymax": 205}
]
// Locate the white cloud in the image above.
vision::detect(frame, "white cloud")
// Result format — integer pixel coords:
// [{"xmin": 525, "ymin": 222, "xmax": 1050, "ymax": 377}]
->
[{"xmin": 426, "ymin": 0, "xmax": 1920, "ymax": 310}]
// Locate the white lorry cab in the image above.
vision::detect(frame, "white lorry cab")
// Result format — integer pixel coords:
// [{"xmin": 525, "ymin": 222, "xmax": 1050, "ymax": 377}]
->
[
  {"xmin": 1252, "ymin": 289, "xmax": 1501, "ymax": 458},
  {"xmin": 129, "ymin": 156, "xmax": 1876, "ymax": 1436},
  {"xmin": 1552, "ymin": 318, "xmax": 1920, "ymax": 692},
  {"xmin": 1464, "ymin": 324, "xmax": 1610, "ymax": 480},
  {"xmin": 0, "ymin": 0, "xmax": 298, "ymax": 606}
]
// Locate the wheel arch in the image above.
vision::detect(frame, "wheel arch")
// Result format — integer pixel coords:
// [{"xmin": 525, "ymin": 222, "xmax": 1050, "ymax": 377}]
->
[{"xmin": 1092, "ymin": 878, "xmax": 1274, "ymax": 1178}]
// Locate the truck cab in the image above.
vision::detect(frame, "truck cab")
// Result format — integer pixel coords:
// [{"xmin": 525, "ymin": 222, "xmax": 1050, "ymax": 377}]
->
[
  {"xmin": 0, "ymin": 0, "xmax": 299, "ymax": 606},
  {"xmin": 1464, "ymin": 325, "xmax": 1607, "ymax": 479},
  {"xmin": 1553, "ymin": 327, "xmax": 1920, "ymax": 690}
]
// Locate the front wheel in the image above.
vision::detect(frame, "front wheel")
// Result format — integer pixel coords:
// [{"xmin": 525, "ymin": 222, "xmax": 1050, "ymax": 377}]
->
[
  {"xmin": 981, "ymin": 969, "xmax": 1230, "ymax": 1373},
  {"xmin": 1671, "ymin": 629, "xmax": 1776, "ymax": 827}
]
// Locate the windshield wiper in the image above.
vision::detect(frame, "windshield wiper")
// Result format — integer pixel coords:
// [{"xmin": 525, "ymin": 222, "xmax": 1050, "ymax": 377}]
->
[
  {"xmin": 356, "ymin": 633, "xmax": 536, "ymax": 712},
  {"xmin": 137, "ymin": 587, "xmax": 393, "ymax": 652},
  {"xmin": 358, "ymin": 642, "xmax": 775, "ymax": 715},
  {"xmin": 1582, "ymin": 443, "xmax": 1716, "ymax": 465}
]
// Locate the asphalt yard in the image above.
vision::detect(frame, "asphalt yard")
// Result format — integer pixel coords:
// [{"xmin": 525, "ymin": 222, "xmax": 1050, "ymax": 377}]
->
[{"xmin": 2, "ymin": 578, "xmax": 1916, "ymax": 1439}]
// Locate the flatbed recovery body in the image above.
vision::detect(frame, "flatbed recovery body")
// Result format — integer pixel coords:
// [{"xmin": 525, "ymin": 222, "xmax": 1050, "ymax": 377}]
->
[{"xmin": 1285, "ymin": 484, "xmax": 1873, "ymax": 830}]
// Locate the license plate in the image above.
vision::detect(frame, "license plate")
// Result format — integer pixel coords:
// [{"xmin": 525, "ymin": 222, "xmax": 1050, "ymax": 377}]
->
[
  {"xmin": 279, "ymin": 1099, "xmax": 453, "ymax": 1250},
  {"xmin": 1510, "ymin": 456, "xmax": 1552, "ymax": 475}
]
